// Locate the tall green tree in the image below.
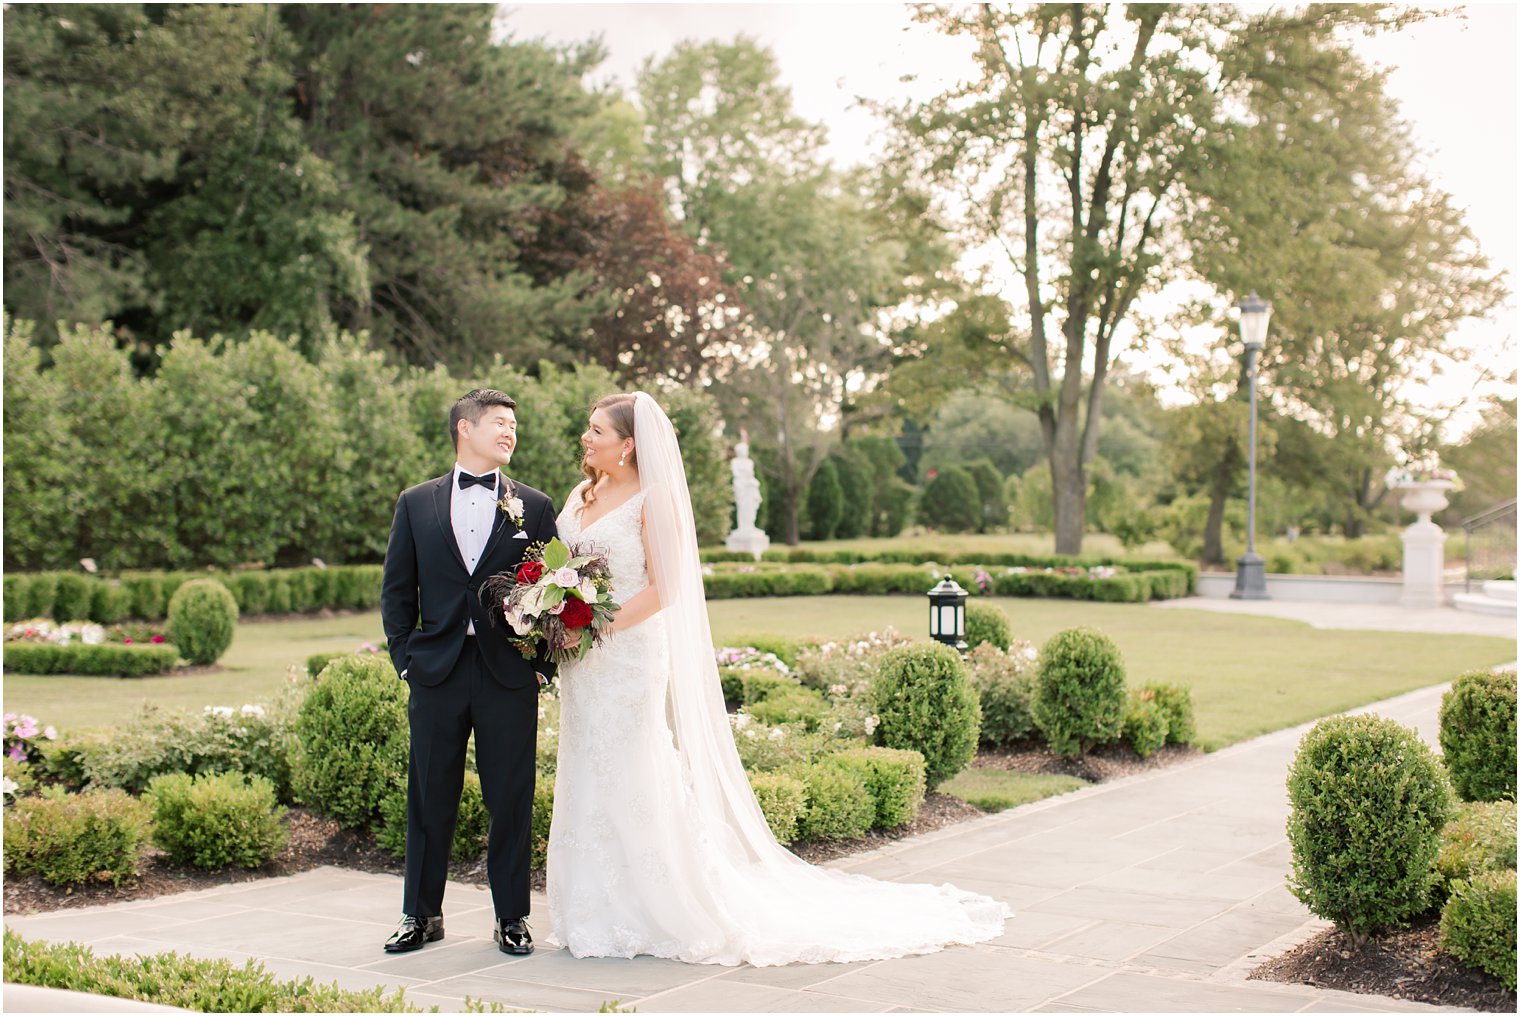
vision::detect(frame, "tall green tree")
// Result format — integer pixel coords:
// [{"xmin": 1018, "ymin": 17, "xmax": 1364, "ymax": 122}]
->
[
  {"xmin": 638, "ymin": 39, "xmax": 949, "ymax": 543},
  {"xmin": 889, "ymin": 3, "xmax": 1444, "ymax": 554},
  {"xmin": 3, "ymin": 4, "xmax": 365, "ymax": 352},
  {"xmin": 280, "ymin": 3, "xmax": 605, "ymax": 366}
]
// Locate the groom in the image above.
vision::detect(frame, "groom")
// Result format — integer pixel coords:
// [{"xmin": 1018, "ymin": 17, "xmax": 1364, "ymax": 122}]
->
[{"xmin": 380, "ymin": 389, "xmax": 558, "ymax": 956}]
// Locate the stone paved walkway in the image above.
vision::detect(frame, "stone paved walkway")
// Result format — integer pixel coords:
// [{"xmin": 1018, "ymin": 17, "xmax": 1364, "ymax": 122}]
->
[{"xmin": 4, "ymin": 682, "xmax": 1476, "ymax": 1013}]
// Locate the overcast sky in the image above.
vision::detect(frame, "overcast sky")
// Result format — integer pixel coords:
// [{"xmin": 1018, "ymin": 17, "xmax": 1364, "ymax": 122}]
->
[{"xmin": 500, "ymin": 2, "xmax": 1518, "ymax": 434}]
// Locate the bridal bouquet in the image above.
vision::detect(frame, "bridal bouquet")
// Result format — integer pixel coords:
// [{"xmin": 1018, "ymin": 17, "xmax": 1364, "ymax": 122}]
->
[{"xmin": 480, "ymin": 538, "xmax": 619, "ymax": 663}]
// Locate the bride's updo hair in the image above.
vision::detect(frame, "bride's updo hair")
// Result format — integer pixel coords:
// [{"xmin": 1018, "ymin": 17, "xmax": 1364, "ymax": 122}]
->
[{"xmin": 580, "ymin": 393, "xmax": 637, "ymax": 511}]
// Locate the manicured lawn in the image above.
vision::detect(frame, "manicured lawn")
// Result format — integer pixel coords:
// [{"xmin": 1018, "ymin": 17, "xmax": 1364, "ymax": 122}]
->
[
  {"xmin": 6, "ymin": 597, "xmax": 1511, "ymax": 748},
  {"xmin": 939, "ymin": 770, "xmax": 1088, "ymax": 812},
  {"xmin": 4, "ymin": 613, "xmax": 386, "ymax": 732}
]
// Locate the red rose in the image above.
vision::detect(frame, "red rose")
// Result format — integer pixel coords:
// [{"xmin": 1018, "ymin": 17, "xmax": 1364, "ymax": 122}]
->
[
  {"xmin": 516, "ymin": 561, "xmax": 544, "ymax": 584},
  {"xmin": 559, "ymin": 597, "xmax": 594, "ymax": 629}
]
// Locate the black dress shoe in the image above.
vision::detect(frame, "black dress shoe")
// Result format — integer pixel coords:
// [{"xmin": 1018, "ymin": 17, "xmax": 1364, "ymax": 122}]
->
[
  {"xmin": 383, "ymin": 914, "xmax": 444, "ymax": 953},
  {"xmin": 494, "ymin": 916, "xmax": 534, "ymax": 955}
]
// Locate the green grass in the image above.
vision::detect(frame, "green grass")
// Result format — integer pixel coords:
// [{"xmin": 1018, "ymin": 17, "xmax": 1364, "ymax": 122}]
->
[
  {"xmin": 3, "ymin": 613, "xmax": 386, "ymax": 732},
  {"xmin": 939, "ymin": 769, "xmax": 1088, "ymax": 812},
  {"xmin": 6, "ymin": 596, "xmax": 1512, "ymax": 750}
]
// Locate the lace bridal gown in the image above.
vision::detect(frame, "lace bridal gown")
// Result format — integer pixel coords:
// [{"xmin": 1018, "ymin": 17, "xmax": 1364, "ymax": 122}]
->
[{"xmin": 548, "ymin": 451, "xmax": 1010, "ymax": 966}]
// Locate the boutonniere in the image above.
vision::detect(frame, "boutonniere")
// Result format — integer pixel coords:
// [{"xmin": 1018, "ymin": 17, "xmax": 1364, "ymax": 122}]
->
[{"xmin": 496, "ymin": 478, "xmax": 526, "ymax": 530}]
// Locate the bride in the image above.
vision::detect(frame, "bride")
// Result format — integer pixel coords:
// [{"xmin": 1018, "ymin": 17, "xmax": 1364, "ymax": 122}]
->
[{"xmin": 548, "ymin": 392, "xmax": 1010, "ymax": 966}]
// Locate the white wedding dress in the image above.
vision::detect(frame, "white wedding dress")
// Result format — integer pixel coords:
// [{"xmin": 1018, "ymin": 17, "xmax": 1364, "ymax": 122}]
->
[{"xmin": 548, "ymin": 432, "xmax": 1010, "ymax": 966}]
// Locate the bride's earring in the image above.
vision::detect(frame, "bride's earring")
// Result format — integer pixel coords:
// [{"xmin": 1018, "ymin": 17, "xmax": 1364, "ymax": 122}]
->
[{"xmin": 618, "ymin": 451, "xmax": 627, "ymax": 467}]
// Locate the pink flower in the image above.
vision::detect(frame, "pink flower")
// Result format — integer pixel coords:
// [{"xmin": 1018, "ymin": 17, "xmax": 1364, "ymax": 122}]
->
[
  {"xmin": 7, "ymin": 745, "xmax": 25, "ymax": 762},
  {"xmin": 150, "ymin": 635, "xmax": 165, "ymax": 644},
  {"xmin": 43, "ymin": 726, "xmax": 56, "ymax": 740},
  {"xmin": 123, "ymin": 637, "xmax": 133, "ymax": 644},
  {"xmin": 552, "ymin": 567, "xmax": 580, "ymax": 588}
]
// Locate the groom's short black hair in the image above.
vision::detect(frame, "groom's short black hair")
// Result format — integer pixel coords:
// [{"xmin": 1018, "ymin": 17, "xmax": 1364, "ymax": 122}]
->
[{"xmin": 450, "ymin": 389, "xmax": 517, "ymax": 448}]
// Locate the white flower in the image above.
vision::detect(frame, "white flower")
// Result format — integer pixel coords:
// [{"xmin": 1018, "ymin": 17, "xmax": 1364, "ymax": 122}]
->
[
  {"xmin": 205, "ymin": 706, "xmax": 234, "ymax": 718},
  {"xmin": 864, "ymin": 715, "xmax": 880, "ymax": 735},
  {"xmin": 743, "ymin": 728, "xmax": 758, "ymax": 740},
  {"xmin": 552, "ymin": 567, "xmax": 580, "ymax": 588},
  {"xmin": 509, "ymin": 612, "xmax": 534, "ymax": 636},
  {"xmin": 80, "ymin": 624, "xmax": 106, "ymax": 645},
  {"xmin": 1, "ymin": 776, "xmax": 17, "ymax": 797},
  {"xmin": 768, "ymin": 728, "xmax": 785, "ymax": 741},
  {"xmin": 506, "ymin": 496, "xmax": 525, "ymax": 519},
  {"xmin": 42, "ymin": 726, "xmax": 56, "ymax": 740},
  {"xmin": 239, "ymin": 704, "xmax": 265, "ymax": 718},
  {"xmin": 732, "ymin": 712, "xmax": 752, "ymax": 730},
  {"xmin": 578, "ymin": 578, "xmax": 598, "ymax": 603}
]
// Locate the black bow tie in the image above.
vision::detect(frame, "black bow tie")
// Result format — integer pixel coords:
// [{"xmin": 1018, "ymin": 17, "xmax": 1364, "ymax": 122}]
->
[{"xmin": 458, "ymin": 471, "xmax": 496, "ymax": 493}]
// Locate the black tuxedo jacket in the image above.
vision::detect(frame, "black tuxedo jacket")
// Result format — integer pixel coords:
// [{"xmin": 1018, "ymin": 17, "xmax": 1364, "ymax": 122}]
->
[{"xmin": 380, "ymin": 471, "xmax": 559, "ymax": 690}]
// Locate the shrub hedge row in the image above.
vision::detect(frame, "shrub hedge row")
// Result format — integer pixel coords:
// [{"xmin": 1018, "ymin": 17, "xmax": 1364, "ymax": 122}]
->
[
  {"xmin": 704, "ymin": 547, "xmax": 1198, "ymax": 589},
  {"xmin": 704, "ymin": 562, "xmax": 1189, "ymax": 602},
  {"xmin": 4, "ymin": 566, "xmax": 384, "ymax": 624},
  {"xmin": 2, "ymin": 643, "xmax": 180, "ymax": 677}
]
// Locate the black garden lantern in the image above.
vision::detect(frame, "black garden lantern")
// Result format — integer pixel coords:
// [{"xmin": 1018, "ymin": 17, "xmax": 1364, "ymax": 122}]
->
[{"xmin": 927, "ymin": 577, "xmax": 968, "ymax": 653}]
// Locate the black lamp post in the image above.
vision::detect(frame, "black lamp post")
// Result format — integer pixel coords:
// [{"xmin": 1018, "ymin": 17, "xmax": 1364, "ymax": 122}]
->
[
  {"xmin": 927, "ymin": 577, "xmax": 968, "ymax": 652},
  {"xmin": 1231, "ymin": 292, "xmax": 1271, "ymax": 600}
]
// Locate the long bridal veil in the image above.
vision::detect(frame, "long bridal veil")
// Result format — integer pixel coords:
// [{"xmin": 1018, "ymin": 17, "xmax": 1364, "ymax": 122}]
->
[{"xmin": 630, "ymin": 392, "xmax": 1009, "ymax": 965}]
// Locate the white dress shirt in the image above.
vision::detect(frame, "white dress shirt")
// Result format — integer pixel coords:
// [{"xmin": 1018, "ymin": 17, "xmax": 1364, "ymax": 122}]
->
[{"xmin": 452, "ymin": 463, "xmax": 498, "ymax": 634}]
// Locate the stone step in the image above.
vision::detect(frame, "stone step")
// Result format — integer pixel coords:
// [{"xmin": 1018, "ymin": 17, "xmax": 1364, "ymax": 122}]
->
[
  {"xmin": 1482, "ymin": 579, "xmax": 1517, "ymax": 602},
  {"xmin": 1452, "ymin": 590, "xmax": 1518, "ymax": 617}
]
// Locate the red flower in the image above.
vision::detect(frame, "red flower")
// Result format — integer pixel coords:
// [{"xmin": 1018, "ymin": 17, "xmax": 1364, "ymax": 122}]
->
[
  {"xmin": 150, "ymin": 635, "xmax": 165, "ymax": 644},
  {"xmin": 559, "ymin": 597, "xmax": 594, "ymax": 629},
  {"xmin": 123, "ymin": 638, "xmax": 133, "ymax": 644},
  {"xmin": 516, "ymin": 561, "xmax": 544, "ymax": 584}
]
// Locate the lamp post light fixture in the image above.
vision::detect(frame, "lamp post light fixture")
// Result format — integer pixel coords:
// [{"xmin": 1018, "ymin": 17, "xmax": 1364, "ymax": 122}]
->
[
  {"xmin": 1232, "ymin": 292, "xmax": 1272, "ymax": 601},
  {"xmin": 927, "ymin": 577, "xmax": 968, "ymax": 653}
]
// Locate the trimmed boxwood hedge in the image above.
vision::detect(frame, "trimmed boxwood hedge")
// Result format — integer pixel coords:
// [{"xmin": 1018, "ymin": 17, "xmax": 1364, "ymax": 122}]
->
[
  {"xmin": 2, "ymin": 642, "xmax": 179, "ymax": 677},
  {"xmin": 702, "ymin": 547, "xmax": 1198, "ymax": 592},
  {"xmin": 701, "ymin": 561, "xmax": 1189, "ymax": 602},
  {"xmin": 4, "ymin": 565, "xmax": 384, "ymax": 624}
]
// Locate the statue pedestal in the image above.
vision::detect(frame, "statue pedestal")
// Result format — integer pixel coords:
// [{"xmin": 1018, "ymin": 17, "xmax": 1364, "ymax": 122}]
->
[
  {"xmin": 1397, "ymin": 482, "xmax": 1453, "ymax": 609},
  {"xmin": 725, "ymin": 527, "xmax": 770, "ymax": 561}
]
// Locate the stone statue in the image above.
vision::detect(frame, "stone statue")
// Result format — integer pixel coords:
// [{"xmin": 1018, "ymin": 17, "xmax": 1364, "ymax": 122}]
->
[{"xmin": 725, "ymin": 428, "xmax": 770, "ymax": 560}]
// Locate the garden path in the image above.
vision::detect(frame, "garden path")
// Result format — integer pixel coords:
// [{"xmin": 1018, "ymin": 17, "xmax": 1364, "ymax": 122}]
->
[{"xmin": 4, "ymin": 683, "xmax": 1474, "ymax": 1013}]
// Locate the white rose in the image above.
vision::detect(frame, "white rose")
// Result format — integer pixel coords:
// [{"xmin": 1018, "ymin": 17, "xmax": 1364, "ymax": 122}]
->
[{"xmin": 552, "ymin": 567, "xmax": 580, "ymax": 588}]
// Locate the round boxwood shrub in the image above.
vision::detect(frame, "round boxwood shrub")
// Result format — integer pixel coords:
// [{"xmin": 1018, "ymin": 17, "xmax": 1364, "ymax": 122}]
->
[
  {"xmin": 146, "ymin": 772, "xmax": 287, "ymax": 870},
  {"xmin": 793, "ymin": 758, "xmax": 875, "ymax": 841},
  {"xmin": 746, "ymin": 687, "xmax": 830, "ymax": 731},
  {"xmin": 1031, "ymin": 627, "xmax": 1126, "ymax": 758},
  {"xmin": 291, "ymin": 655, "xmax": 408, "ymax": 830},
  {"xmin": 1436, "ymin": 800, "xmax": 1517, "ymax": 896},
  {"xmin": 51, "ymin": 574, "xmax": 94, "ymax": 622},
  {"xmin": 1439, "ymin": 869, "xmax": 1517, "ymax": 989},
  {"xmin": 748, "ymin": 770, "xmax": 807, "ymax": 843},
  {"xmin": 166, "ymin": 579, "xmax": 239, "ymax": 665},
  {"xmin": 1144, "ymin": 682, "xmax": 1196, "ymax": 745},
  {"xmin": 3, "ymin": 786, "xmax": 150, "ymax": 887},
  {"xmin": 833, "ymin": 747, "xmax": 927, "ymax": 829},
  {"xmin": 965, "ymin": 602, "xmax": 1013, "ymax": 651},
  {"xmin": 377, "ymin": 771, "xmax": 489, "ymax": 864},
  {"xmin": 1439, "ymin": 669, "xmax": 1516, "ymax": 803},
  {"xmin": 1122, "ymin": 689, "xmax": 1168, "ymax": 759},
  {"xmin": 870, "ymin": 642, "xmax": 980, "ymax": 788},
  {"xmin": 1286, "ymin": 713, "xmax": 1454, "ymax": 940}
]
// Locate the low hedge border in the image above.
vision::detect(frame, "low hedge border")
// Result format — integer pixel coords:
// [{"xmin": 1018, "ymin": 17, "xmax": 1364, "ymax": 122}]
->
[
  {"xmin": 702, "ymin": 547, "xmax": 1198, "ymax": 591},
  {"xmin": 4, "ymin": 566, "xmax": 384, "ymax": 624},
  {"xmin": 2, "ymin": 929, "xmax": 430, "ymax": 1012},
  {"xmin": 2, "ymin": 642, "xmax": 180, "ymax": 677},
  {"xmin": 704, "ymin": 562, "xmax": 1189, "ymax": 602}
]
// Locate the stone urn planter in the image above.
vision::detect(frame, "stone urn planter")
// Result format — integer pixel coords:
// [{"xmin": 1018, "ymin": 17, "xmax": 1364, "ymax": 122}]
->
[{"xmin": 1393, "ymin": 480, "xmax": 1455, "ymax": 608}]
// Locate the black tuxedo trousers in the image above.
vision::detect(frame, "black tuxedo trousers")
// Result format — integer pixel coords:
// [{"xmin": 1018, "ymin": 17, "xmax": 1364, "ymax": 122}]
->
[{"xmin": 380, "ymin": 472, "xmax": 559, "ymax": 919}]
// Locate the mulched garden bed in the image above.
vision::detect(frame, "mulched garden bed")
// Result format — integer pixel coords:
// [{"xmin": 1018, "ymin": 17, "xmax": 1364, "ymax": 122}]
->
[
  {"xmin": 973, "ymin": 738, "xmax": 1204, "ymax": 781},
  {"xmin": 1251, "ymin": 912, "xmax": 1516, "ymax": 1013}
]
